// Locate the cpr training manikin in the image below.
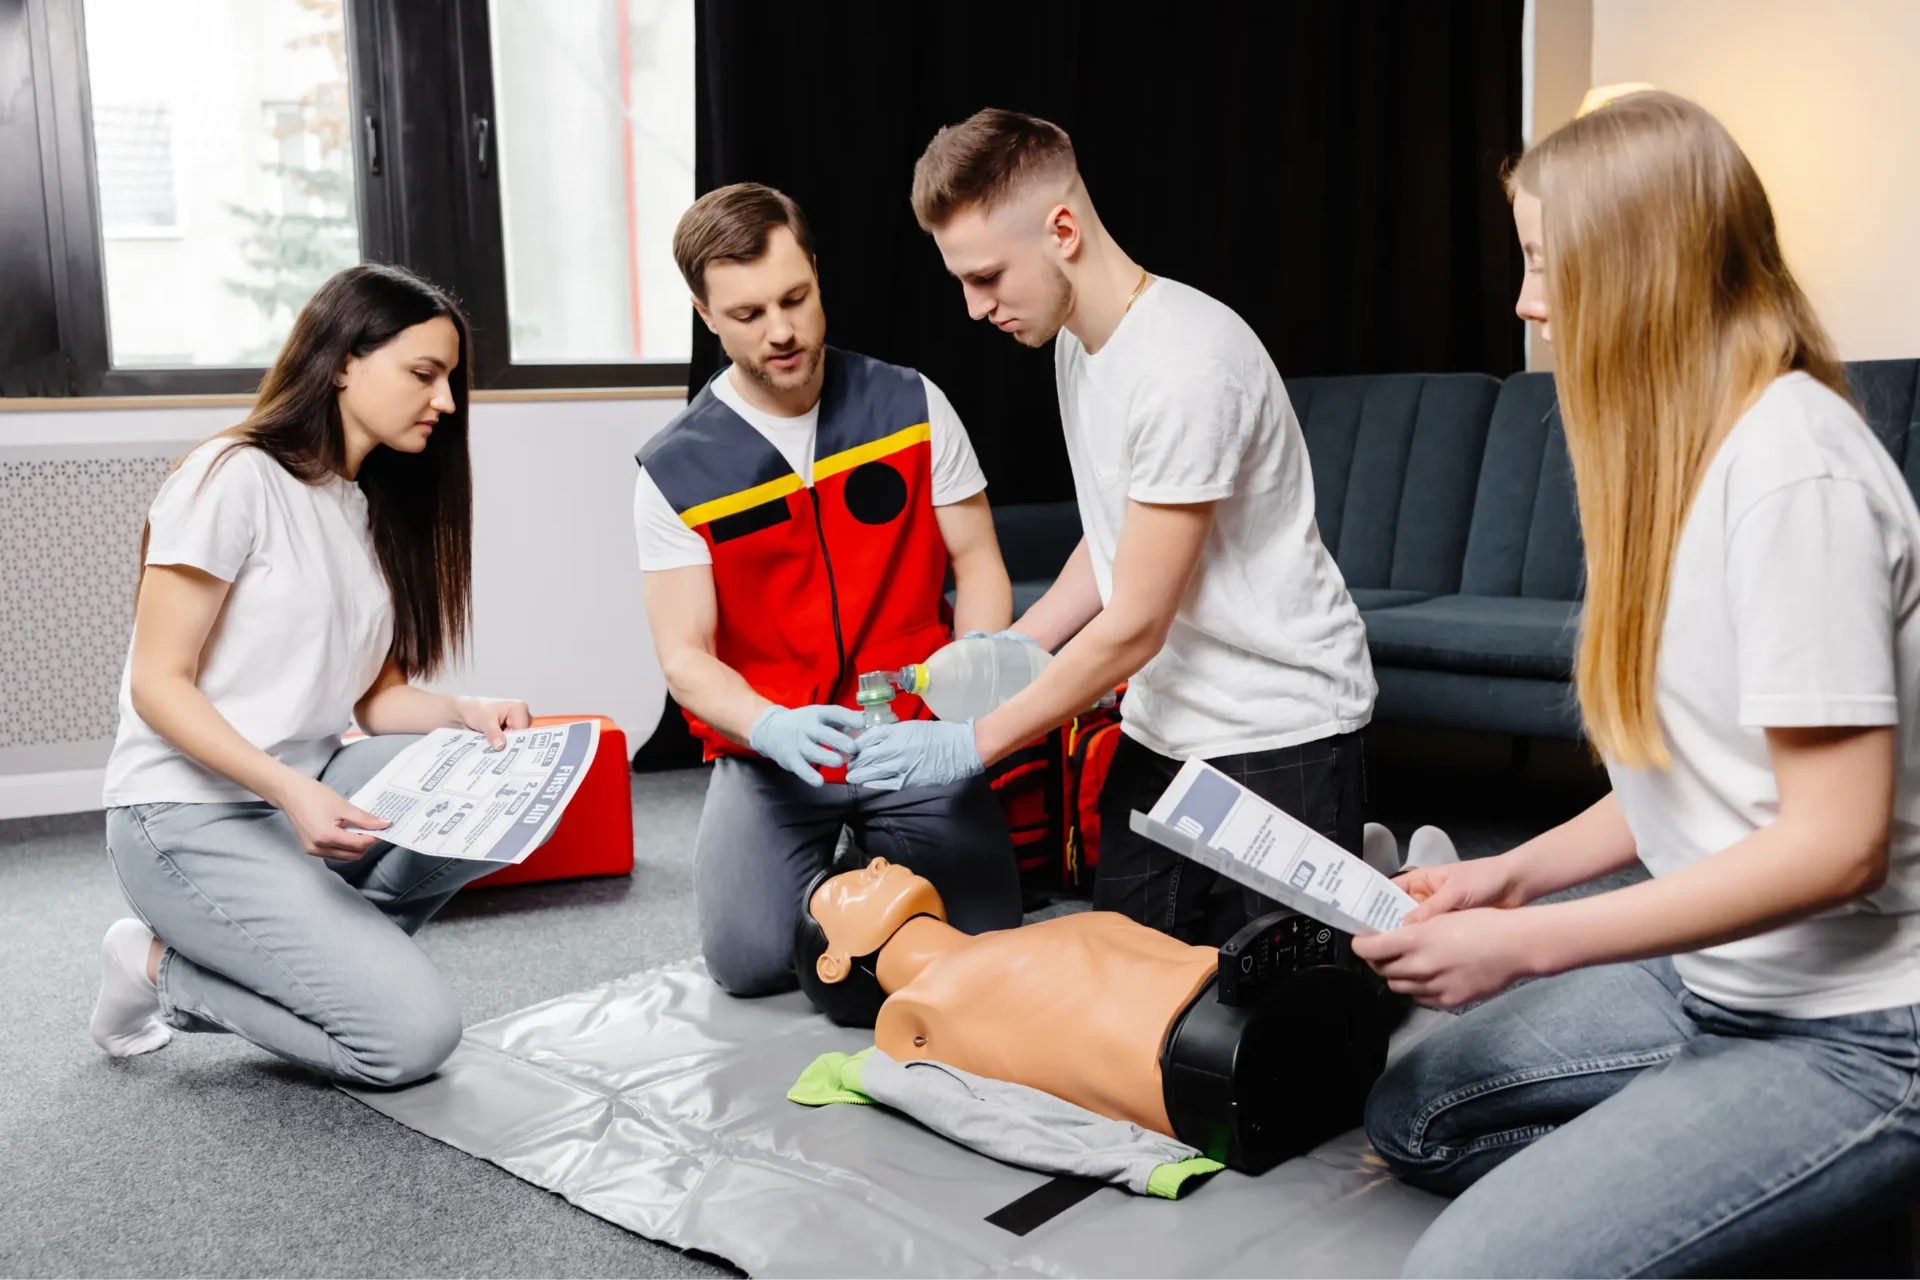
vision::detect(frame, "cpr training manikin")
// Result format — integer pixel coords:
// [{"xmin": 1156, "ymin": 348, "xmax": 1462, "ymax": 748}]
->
[{"xmin": 792, "ymin": 855, "xmax": 1397, "ymax": 1186}]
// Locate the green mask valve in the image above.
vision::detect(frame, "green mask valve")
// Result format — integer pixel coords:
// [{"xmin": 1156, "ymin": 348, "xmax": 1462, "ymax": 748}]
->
[{"xmin": 856, "ymin": 670, "xmax": 901, "ymax": 728}]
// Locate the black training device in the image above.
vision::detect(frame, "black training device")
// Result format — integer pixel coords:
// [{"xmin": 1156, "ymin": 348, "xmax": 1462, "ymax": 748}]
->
[{"xmin": 1160, "ymin": 909, "xmax": 1394, "ymax": 1174}]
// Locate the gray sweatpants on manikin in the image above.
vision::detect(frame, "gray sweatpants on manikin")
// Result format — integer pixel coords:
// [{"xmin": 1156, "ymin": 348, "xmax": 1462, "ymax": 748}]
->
[
  {"xmin": 104, "ymin": 734, "xmax": 509, "ymax": 1087},
  {"xmin": 859, "ymin": 1051, "xmax": 1215, "ymax": 1197}
]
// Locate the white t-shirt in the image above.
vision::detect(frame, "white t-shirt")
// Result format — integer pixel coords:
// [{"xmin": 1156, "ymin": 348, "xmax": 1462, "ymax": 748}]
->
[
  {"xmin": 633, "ymin": 365, "xmax": 989, "ymax": 571},
  {"xmin": 1055, "ymin": 277, "xmax": 1374, "ymax": 759},
  {"xmin": 102, "ymin": 440, "xmax": 395, "ymax": 806},
  {"xmin": 1610, "ymin": 373, "xmax": 1920, "ymax": 1019}
]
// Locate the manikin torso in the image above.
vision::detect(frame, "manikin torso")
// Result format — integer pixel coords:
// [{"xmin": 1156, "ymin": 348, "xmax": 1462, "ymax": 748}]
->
[{"xmin": 873, "ymin": 913, "xmax": 1217, "ymax": 1136}]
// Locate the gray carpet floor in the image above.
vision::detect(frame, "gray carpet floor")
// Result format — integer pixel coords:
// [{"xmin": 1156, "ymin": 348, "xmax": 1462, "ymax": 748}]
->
[{"xmin": 0, "ymin": 762, "xmax": 1592, "ymax": 1278}]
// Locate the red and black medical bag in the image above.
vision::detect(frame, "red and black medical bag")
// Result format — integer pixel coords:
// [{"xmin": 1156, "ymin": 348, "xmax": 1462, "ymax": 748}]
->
[{"xmin": 984, "ymin": 687, "xmax": 1126, "ymax": 895}]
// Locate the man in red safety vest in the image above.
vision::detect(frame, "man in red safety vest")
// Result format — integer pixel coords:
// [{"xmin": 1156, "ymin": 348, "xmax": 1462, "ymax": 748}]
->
[{"xmin": 637, "ymin": 184, "xmax": 1022, "ymax": 996}]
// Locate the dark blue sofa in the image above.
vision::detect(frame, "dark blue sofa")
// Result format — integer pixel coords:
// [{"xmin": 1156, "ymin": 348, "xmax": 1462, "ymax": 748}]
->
[
  {"xmin": 992, "ymin": 358, "xmax": 1920, "ymax": 743},
  {"xmin": 1294, "ymin": 371, "xmax": 1585, "ymax": 738}
]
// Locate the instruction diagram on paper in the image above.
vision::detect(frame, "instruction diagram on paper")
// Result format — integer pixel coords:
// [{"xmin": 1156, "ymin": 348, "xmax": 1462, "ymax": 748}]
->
[
  {"xmin": 1134, "ymin": 759, "xmax": 1415, "ymax": 935},
  {"xmin": 346, "ymin": 721, "xmax": 600, "ymax": 863}
]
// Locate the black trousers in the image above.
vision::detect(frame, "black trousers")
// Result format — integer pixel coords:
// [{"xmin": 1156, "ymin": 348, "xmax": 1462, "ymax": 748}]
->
[{"xmin": 1092, "ymin": 729, "xmax": 1367, "ymax": 946}]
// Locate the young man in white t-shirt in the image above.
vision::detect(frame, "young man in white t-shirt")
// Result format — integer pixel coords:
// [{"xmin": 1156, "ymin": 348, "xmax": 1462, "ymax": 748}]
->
[
  {"xmin": 637, "ymin": 184, "xmax": 1022, "ymax": 997},
  {"xmin": 849, "ymin": 111, "xmax": 1376, "ymax": 945}
]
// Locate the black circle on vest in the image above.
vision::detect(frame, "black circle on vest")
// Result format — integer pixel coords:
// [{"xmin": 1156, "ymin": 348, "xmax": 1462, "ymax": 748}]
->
[{"xmin": 843, "ymin": 461, "xmax": 908, "ymax": 525}]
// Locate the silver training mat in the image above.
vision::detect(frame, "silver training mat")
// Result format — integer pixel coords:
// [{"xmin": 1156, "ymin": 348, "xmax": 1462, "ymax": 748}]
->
[{"xmin": 341, "ymin": 961, "xmax": 1449, "ymax": 1277}]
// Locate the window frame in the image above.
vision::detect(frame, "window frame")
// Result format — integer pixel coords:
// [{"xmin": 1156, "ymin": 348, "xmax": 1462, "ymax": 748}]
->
[{"xmin": 2, "ymin": 0, "xmax": 690, "ymax": 399}]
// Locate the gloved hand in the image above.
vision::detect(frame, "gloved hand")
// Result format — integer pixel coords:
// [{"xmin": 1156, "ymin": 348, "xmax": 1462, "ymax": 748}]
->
[
  {"xmin": 748, "ymin": 704, "xmax": 866, "ymax": 787},
  {"xmin": 961, "ymin": 628, "xmax": 1042, "ymax": 649},
  {"xmin": 845, "ymin": 719, "xmax": 984, "ymax": 792}
]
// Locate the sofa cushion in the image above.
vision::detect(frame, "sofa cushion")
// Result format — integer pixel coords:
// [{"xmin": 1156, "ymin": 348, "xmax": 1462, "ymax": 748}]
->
[
  {"xmin": 1361, "ymin": 594, "xmax": 1580, "ymax": 681},
  {"xmin": 1372, "ymin": 666, "xmax": 1583, "ymax": 740},
  {"xmin": 1011, "ymin": 579, "xmax": 1053, "ymax": 618},
  {"xmin": 1348, "ymin": 587, "xmax": 1433, "ymax": 611},
  {"xmin": 1292, "ymin": 373, "xmax": 1500, "ymax": 598},
  {"xmin": 1847, "ymin": 360, "xmax": 1920, "ymax": 498},
  {"xmin": 1460, "ymin": 373, "xmax": 1584, "ymax": 602},
  {"xmin": 990, "ymin": 501, "xmax": 1082, "ymax": 584}
]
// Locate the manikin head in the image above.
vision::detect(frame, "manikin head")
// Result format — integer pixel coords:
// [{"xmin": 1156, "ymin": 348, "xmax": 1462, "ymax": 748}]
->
[
  {"xmin": 912, "ymin": 109, "xmax": 1090, "ymax": 348},
  {"xmin": 794, "ymin": 858, "xmax": 946, "ymax": 1027},
  {"xmin": 672, "ymin": 183, "xmax": 827, "ymax": 409}
]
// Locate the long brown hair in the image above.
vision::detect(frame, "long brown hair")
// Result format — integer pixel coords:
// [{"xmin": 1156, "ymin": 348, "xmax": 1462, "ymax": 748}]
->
[
  {"xmin": 141, "ymin": 263, "xmax": 474, "ymax": 679},
  {"xmin": 1509, "ymin": 92, "xmax": 1846, "ymax": 767}
]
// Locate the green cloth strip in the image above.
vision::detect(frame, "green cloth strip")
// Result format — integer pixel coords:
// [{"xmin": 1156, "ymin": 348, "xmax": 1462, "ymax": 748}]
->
[
  {"xmin": 786, "ymin": 1047, "xmax": 876, "ymax": 1107},
  {"xmin": 1145, "ymin": 1156, "xmax": 1226, "ymax": 1200}
]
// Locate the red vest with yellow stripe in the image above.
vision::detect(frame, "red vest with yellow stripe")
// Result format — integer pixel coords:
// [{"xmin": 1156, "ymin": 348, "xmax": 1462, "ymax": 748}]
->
[{"xmin": 638, "ymin": 349, "xmax": 950, "ymax": 778}]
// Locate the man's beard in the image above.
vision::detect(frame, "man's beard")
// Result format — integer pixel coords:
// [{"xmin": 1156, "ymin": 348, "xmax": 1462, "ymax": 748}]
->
[
  {"xmin": 1014, "ymin": 264, "xmax": 1074, "ymax": 348},
  {"xmin": 743, "ymin": 342, "xmax": 824, "ymax": 392}
]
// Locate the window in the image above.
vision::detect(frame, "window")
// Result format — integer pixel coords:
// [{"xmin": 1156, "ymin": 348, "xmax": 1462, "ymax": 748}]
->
[
  {"xmin": 488, "ymin": 0, "xmax": 694, "ymax": 365},
  {"xmin": 82, "ymin": 0, "xmax": 360, "ymax": 370},
  {"xmin": 93, "ymin": 105, "xmax": 179, "ymax": 235},
  {"xmin": 1, "ymin": 0, "xmax": 693, "ymax": 396}
]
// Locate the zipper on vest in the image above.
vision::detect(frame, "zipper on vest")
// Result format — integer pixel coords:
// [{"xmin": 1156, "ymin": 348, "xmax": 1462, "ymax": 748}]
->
[{"xmin": 809, "ymin": 490, "xmax": 849, "ymax": 701}]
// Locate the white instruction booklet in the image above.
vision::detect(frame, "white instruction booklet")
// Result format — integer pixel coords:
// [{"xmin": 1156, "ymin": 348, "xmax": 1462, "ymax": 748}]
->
[
  {"xmin": 347, "ymin": 721, "xmax": 601, "ymax": 863},
  {"xmin": 1132, "ymin": 758, "xmax": 1415, "ymax": 936}
]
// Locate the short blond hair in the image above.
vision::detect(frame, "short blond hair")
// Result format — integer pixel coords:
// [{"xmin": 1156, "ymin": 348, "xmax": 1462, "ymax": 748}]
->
[{"xmin": 911, "ymin": 109, "xmax": 1077, "ymax": 230}]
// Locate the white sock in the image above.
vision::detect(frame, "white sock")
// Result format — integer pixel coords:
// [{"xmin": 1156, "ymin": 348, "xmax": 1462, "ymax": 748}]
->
[
  {"xmin": 89, "ymin": 918, "xmax": 172, "ymax": 1058},
  {"xmin": 1405, "ymin": 826, "xmax": 1461, "ymax": 870},
  {"xmin": 1362, "ymin": 822, "xmax": 1400, "ymax": 877}
]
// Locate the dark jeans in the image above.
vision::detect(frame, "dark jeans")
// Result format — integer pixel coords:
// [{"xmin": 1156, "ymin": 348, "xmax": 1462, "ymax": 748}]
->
[
  {"xmin": 693, "ymin": 756, "xmax": 1022, "ymax": 995},
  {"xmin": 1093, "ymin": 729, "xmax": 1366, "ymax": 945}
]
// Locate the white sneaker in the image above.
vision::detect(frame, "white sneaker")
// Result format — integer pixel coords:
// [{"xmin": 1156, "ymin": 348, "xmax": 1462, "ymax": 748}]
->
[
  {"xmin": 1405, "ymin": 826, "xmax": 1461, "ymax": 870},
  {"xmin": 1362, "ymin": 822, "xmax": 1400, "ymax": 877}
]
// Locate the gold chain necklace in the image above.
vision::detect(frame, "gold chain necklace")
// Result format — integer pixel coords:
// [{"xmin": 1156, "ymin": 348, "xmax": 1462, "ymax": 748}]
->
[{"xmin": 1123, "ymin": 266, "xmax": 1151, "ymax": 314}]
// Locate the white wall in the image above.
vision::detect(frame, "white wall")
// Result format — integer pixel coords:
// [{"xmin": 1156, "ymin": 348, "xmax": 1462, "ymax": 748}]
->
[
  {"xmin": 0, "ymin": 395, "xmax": 679, "ymax": 819},
  {"xmin": 1523, "ymin": 0, "xmax": 1593, "ymax": 371},
  {"xmin": 1587, "ymin": 0, "xmax": 1920, "ymax": 360},
  {"xmin": 417, "ymin": 398, "xmax": 675, "ymax": 743}
]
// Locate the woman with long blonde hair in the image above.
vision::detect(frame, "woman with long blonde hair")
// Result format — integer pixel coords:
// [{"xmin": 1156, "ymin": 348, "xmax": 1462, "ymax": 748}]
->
[{"xmin": 1354, "ymin": 92, "xmax": 1920, "ymax": 1275}]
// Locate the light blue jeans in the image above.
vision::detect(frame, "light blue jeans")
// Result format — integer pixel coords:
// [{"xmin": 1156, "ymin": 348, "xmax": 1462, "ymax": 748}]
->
[
  {"xmin": 1366, "ymin": 958, "xmax": 1920, "ymax": 1277},
  {"xmin": 104, "ymin": 735, "xmax": 508, "ymax": 1087}
]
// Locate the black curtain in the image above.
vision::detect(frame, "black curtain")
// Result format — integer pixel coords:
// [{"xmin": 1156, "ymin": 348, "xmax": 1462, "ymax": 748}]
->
[{"xmin": 692, "ymin": 1, "xmax": 1526, "ymax": 507}]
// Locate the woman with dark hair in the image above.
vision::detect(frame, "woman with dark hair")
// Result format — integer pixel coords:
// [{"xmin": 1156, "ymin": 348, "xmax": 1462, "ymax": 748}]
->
[{"xmin": 89, "ymin": 263, "xmax": 531, "ymax": 1088}]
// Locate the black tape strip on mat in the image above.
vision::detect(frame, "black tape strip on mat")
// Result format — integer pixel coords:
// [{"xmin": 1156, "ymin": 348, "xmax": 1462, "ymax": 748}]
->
[{"xmin": 985, "ymin": 1175, "xmax": 1106, "ymax": 1236}]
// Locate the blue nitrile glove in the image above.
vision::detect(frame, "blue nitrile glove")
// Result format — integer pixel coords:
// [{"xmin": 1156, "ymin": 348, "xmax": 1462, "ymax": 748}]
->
[
  {"xmin": 961, "ymin": 628, "xmax": 1042, "ymax": 648},
  {"xmin": 748, "ymin": 704, "xmax": 866, "ymax": 787},
  {"xmin": 845, "ymin": 719, "xmax": 984, "ymax": 792}
]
